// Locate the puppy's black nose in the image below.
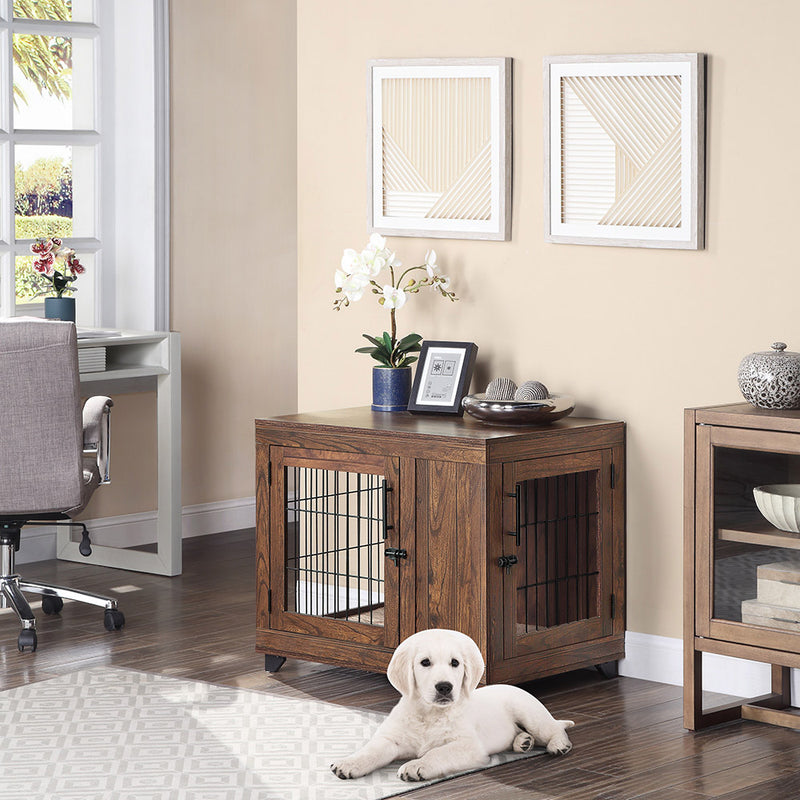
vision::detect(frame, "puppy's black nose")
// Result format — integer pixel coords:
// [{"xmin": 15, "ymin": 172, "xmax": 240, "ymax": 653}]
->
[{"xmin": 435, "ymin": 681, "xmax": 453, "ymax": 696}]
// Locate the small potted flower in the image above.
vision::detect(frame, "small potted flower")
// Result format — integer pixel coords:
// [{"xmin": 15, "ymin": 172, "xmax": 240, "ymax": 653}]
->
[
  {"xmin": 334, "ymin": 233, "xmax": 457, "ymax": 411},
  {"xmin": 29, "ymin": 237, "xmax": 85, "ymax": 322}
]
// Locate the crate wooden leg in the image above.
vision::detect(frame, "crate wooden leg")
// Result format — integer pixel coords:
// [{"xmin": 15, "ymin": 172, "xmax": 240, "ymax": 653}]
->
[{"xmin": 264, "ymin": 655, "xmax": 286, "ymax": 673}]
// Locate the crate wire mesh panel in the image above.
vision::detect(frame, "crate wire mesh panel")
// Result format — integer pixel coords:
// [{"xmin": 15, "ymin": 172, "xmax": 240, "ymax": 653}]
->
[
  {"xmin": 284, "ymin": 465, "xmax": 386, "ymax": 626},
  {"xmin": 515, "ymin": 469, "xmax": 600, "ymax": 632}
]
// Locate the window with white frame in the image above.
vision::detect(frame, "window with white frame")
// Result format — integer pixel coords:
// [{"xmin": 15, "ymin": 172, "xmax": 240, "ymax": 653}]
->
[{"xmin": 0, "ymin": 0, "xmax": 169, "ymax": 331}]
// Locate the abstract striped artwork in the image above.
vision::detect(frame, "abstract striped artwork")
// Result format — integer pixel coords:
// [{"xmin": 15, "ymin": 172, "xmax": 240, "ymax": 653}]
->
[
  {"xmin": 560, "ymin": 74, "xmax": 682, "ymax": 228},
  {"xmin": 545, "ymin": 54, "xmax": 705, "ymax": 250},
  {"xmin": 369, "ymin": 59, "xmax": 512, "ymax": 241},
  {"xmin": 381, "ymin": 77, "xmax": 492, "ymax": 221}
]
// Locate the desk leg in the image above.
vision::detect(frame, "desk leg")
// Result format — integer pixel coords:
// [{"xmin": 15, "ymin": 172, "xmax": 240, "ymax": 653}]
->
[
  {"xmin": 156, "ymin": 334, "xmax": 182, "ymax": 575},
  {"xmin": 58, "ymin": 332, "xmax": 182, "ymax": 576}
]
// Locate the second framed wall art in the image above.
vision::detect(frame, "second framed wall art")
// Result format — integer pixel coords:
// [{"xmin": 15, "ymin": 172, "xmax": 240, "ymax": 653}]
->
[
  {"xmin": 544, "ymin": 53, "xmax": 706, "ymax": 250},
  {"xmin": 368, "ymin": 57, "xmax": 512, "ymax": 241}
]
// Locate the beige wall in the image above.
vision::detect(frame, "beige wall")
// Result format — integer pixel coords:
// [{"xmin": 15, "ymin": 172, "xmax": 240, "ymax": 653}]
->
[
  {"xmin": 297, "ymin": 0, "xmax": 800, "ymax": 640},
  {"xmin": 83, "ymin": 0, "xmax": 298, "ymax": 520}
]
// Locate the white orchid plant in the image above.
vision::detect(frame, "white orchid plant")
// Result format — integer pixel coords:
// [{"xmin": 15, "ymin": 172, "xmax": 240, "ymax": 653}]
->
[{"xmin": 334, "ymin": 233, "xmax": 457, "ymax": 368}]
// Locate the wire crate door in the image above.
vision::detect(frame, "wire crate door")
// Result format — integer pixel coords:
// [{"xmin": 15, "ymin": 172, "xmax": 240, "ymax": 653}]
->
[
  {"xmin": 501, "ymin": 449, "xmax": 614, "ymax": 660},
  {"xmin": 269, "ymin": 447, "xmax": 401, "ymax": 649}
]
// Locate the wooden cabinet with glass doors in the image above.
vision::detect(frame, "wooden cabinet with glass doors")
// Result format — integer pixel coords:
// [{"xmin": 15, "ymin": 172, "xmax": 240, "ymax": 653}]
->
[
  {"xmin": 685, "ymin": 403, "xmax": 800, "ymax": 729},
  {"xmin": 255, "ymin": 407, "xmax": 625, "ymax": 683}
]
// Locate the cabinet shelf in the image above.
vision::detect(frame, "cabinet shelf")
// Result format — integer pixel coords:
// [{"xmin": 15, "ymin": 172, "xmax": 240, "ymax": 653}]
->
[{"xmin": 716, "ymin": 514, "xmax": 800, "ymax": 550}]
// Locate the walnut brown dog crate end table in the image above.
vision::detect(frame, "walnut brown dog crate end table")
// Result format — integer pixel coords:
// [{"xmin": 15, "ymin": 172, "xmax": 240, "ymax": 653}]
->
[{"xmin": 256, "ymin": 407, "xmax": 625, "ymax": 684}]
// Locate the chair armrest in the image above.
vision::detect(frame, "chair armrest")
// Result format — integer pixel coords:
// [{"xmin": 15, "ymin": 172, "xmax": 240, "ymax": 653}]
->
[{"xmin": 83, "ymin": 396, "xmax": 113, "ymax": 483}]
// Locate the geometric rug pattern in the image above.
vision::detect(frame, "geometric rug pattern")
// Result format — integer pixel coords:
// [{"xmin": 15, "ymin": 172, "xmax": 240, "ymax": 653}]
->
[{"xmin": 0, "ymin": 667, "xmax": 540, "ymax": 800}]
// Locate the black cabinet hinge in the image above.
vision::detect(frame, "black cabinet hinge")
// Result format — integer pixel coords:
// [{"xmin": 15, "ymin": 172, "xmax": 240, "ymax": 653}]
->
[
  {"xmin": 610, "ymin": 593, "xmax": 616, "ymax": 619},
  {"xmin": 268, "ymin": 589, "xmax": 272, "ymax": 614},
  {"xmin": 268, "ymin": 461, "xmax": 272, "ymax": 486},
  {"xmin": 610, "ymin": 463, "xmax": 616, "ymax": 490}
]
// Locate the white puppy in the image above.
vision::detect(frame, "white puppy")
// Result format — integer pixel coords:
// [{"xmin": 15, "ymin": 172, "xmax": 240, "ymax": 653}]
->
[{"xmin": 330, "ymin": 628, "xmax": 574, "ymax": 782}]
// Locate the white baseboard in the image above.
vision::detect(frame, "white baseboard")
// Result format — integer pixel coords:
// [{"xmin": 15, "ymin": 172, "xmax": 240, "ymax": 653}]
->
[
  {"xmin": 620, "ymin": 630, "xmax": 800, "ymax": 697},
  {"xmin": 619, "ymin": 631, "xmax": 683, "ymax": 686},
  {"xmin": 15, "ymin": 496, "xmax": 256, "ymax": 565}
]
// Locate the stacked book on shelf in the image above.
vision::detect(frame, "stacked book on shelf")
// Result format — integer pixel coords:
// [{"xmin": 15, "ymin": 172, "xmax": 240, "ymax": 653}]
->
[
  {"xmin": 741, "ymin": 560, "xmax": 800, "ymax": 631},
  {"xmin": 78, "ymin": 346, "xmax": 106, "ymax": 374}
]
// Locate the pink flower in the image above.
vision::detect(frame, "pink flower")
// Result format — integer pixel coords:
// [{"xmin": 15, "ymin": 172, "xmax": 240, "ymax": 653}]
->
[
  {"xmin": 31, "ymin": 239, "xmax": 54, "ymax": 256},
  {"xmin": 68, "ymin": 254, "xmax": 85, "ymax": 275},
  {"xmin": 33, "ymin": 252, "xmax": 55, "ymax": 276}
]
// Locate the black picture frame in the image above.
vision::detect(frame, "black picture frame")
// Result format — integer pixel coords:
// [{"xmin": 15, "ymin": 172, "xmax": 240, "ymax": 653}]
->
[{"xmin": 407, "ymin": 340, "xmax": 478, "ymax": 415}]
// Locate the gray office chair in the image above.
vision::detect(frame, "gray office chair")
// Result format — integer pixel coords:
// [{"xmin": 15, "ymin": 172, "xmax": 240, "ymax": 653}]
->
[{"xmin": 0, "ymin": 318, "xmax": 125, "ymax": 652}]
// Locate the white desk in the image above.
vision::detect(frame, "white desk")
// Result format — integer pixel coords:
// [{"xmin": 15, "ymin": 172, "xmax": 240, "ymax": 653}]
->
[{"xmin": 56, "ymin": 329, "xmax": 182, "ymax": 576}]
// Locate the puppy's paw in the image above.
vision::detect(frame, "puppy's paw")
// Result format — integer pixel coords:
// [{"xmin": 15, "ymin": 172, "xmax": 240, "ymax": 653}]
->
[
  {"xmin": 398, "ymin": 758, "xmax": 429, "ymax": 782},
  {"xmin": 512, "ymin": 731, "xmax": 534, "ymax": 752},
  {"xmin": 330, "ymin": 758, "xmax": 364, "ymax": 780},
  {"xmin": 545, "ymin": 733, "xmax": 572, "ymax": 756}
]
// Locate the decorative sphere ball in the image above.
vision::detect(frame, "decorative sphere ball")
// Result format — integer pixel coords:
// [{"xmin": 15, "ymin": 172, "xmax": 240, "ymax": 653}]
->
[
  {"xmin": 485, "ymin": 377, "xmax": 517, "ymax": 401},
  {"xmin": 514, "ymin": 380, "xmax": 549, "ymax": 401}
]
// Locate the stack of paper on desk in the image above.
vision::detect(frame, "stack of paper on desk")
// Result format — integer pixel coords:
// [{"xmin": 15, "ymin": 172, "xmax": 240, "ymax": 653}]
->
[{"xmin": 77, "ymin": 346, "xmax": 106, "ymax": 373}]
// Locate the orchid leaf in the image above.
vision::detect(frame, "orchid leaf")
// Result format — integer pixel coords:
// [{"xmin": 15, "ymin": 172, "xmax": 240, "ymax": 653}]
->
[{"xmin": 396, "ymin": 333, "xmax": 422, "ymax": 349}]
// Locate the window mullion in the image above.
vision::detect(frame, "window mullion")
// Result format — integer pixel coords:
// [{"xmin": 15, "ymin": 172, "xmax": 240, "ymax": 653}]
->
[
  {"xmin": 10, "ymin": 19, "xmax": 98, "ymax": 38},
  {"xmin": 0, "ymin": 8, "xmax": 12, "ymax": 316}
]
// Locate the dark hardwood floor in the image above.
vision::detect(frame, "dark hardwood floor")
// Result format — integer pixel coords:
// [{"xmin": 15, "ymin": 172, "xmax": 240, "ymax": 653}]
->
[{"xmin": 2, "ymin": 530, "xmax": 799, "ymax": 799}]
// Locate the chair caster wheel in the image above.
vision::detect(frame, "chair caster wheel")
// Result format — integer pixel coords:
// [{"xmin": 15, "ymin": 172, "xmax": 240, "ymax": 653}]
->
[
  {"xmin": 42, "ymin": 595, "xmax": 64, "ymax": 615},
  {"xmin": 104, "ymin": 609, "xmax": 125, "ymax": 631},
  {"xmin": 18, "ymin": 629, "xmax": 37, "ymax": 652}
]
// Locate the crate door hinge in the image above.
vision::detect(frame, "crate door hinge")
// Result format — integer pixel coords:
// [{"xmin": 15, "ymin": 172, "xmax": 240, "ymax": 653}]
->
[
  {"xmin": 268, "ymin": 588, "xmax": 272, "ymax": 614},
  {"xmin": 610, "ymin": 593, "xmax": 616, "ymax": 619},
  {"xmin": 610, "ymin": 463, "xmax": 616, "ymax": 490}
]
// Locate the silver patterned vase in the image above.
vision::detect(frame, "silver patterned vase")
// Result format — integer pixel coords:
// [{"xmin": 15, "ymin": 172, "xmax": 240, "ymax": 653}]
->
[{"xmin": 738, "ymin": 342, "xmax": 800, "ymax": 410}]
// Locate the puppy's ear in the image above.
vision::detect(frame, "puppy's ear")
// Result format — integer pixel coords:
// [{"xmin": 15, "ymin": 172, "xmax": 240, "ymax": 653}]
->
[
  {"xmin": 461, "ymin": 636, "xmax": 485, "ymax": 696},
  {"xmin": 387, "ymin": 637, "xmax": 414, "ymax": 697}
]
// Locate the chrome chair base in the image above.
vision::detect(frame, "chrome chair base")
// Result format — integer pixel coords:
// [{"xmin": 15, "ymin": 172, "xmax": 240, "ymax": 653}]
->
[{"xmin": 0, "ymin": 536, "xmax": 124, "ymax": 652}]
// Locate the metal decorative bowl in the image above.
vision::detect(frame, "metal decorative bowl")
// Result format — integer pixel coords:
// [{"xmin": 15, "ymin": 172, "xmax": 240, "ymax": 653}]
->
[
  {"xmin": 753, "ymin": 484, "xmax": 800, "ymax": 533},
  {"xmin": 462, "ymin": 393, "xmax": 575, "ymax": 426}
]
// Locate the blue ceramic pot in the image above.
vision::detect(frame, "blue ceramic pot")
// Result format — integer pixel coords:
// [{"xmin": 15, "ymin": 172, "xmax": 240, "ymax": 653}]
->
[
  {"xmin": 44, "ymin": 296, "xmax": 76, "ymax": 322},
  {"xmin": 372, "ymin": 366, "xmax": 412, "ymax": 412}
]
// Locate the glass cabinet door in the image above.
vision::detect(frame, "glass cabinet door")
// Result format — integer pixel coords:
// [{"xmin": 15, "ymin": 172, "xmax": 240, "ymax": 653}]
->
[
  {"xmin": 698, "ymin": 425, "xmax": 800, "ymax": 651},
  {"xmin": 268, "ymin": 446, "xmax": 401, "ymax": 649}
]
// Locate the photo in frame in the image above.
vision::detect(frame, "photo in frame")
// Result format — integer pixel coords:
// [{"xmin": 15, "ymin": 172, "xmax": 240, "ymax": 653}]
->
[
  {"xmin": 544, "ymin": 53, "xmax": 706, "ymax": 250},
  {"xmin": 368, "ymin": 57, "xmax": 512, "ymax": 241},
  {"xmin": 408, "ymin": 341, "xmax": 478, "ymax": 415}
]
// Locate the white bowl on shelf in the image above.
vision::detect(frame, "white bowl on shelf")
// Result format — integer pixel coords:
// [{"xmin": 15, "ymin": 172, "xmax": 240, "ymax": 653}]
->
[{"xmin": 753, "ymin": 484, "xmax": 800, "ymax": 533}]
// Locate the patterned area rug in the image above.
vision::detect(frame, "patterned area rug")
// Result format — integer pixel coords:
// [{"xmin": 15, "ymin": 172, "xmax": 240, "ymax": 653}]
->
[{"xmin": 0, "ymin": 667, "xmax": 542, "ymax": 800}]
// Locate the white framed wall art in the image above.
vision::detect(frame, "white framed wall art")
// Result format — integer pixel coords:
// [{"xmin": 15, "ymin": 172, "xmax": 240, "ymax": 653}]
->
[
  {"xmin": 544, "ymin": 53, "xmax": 706, "ymax": 250},
  {"xmin": 368, "ymin": 57, "xmax": 512, "ymax": 241}
]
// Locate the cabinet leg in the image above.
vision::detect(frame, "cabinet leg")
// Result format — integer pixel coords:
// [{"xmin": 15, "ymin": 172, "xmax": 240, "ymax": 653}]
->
[
  {"xmin": 595, "ymin": 660, "xmax": 618, "ymax": 679},
  {"xmin": 264, "ymin": 655, "xmax": 287, "ymax": 673},
  {"xmin": 771, "ymin": 664, "xmax": 792, "ymax": 707},
  {"xmin": 684, "ymin": 645, "xmax": 743, "ymax": 730}
]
